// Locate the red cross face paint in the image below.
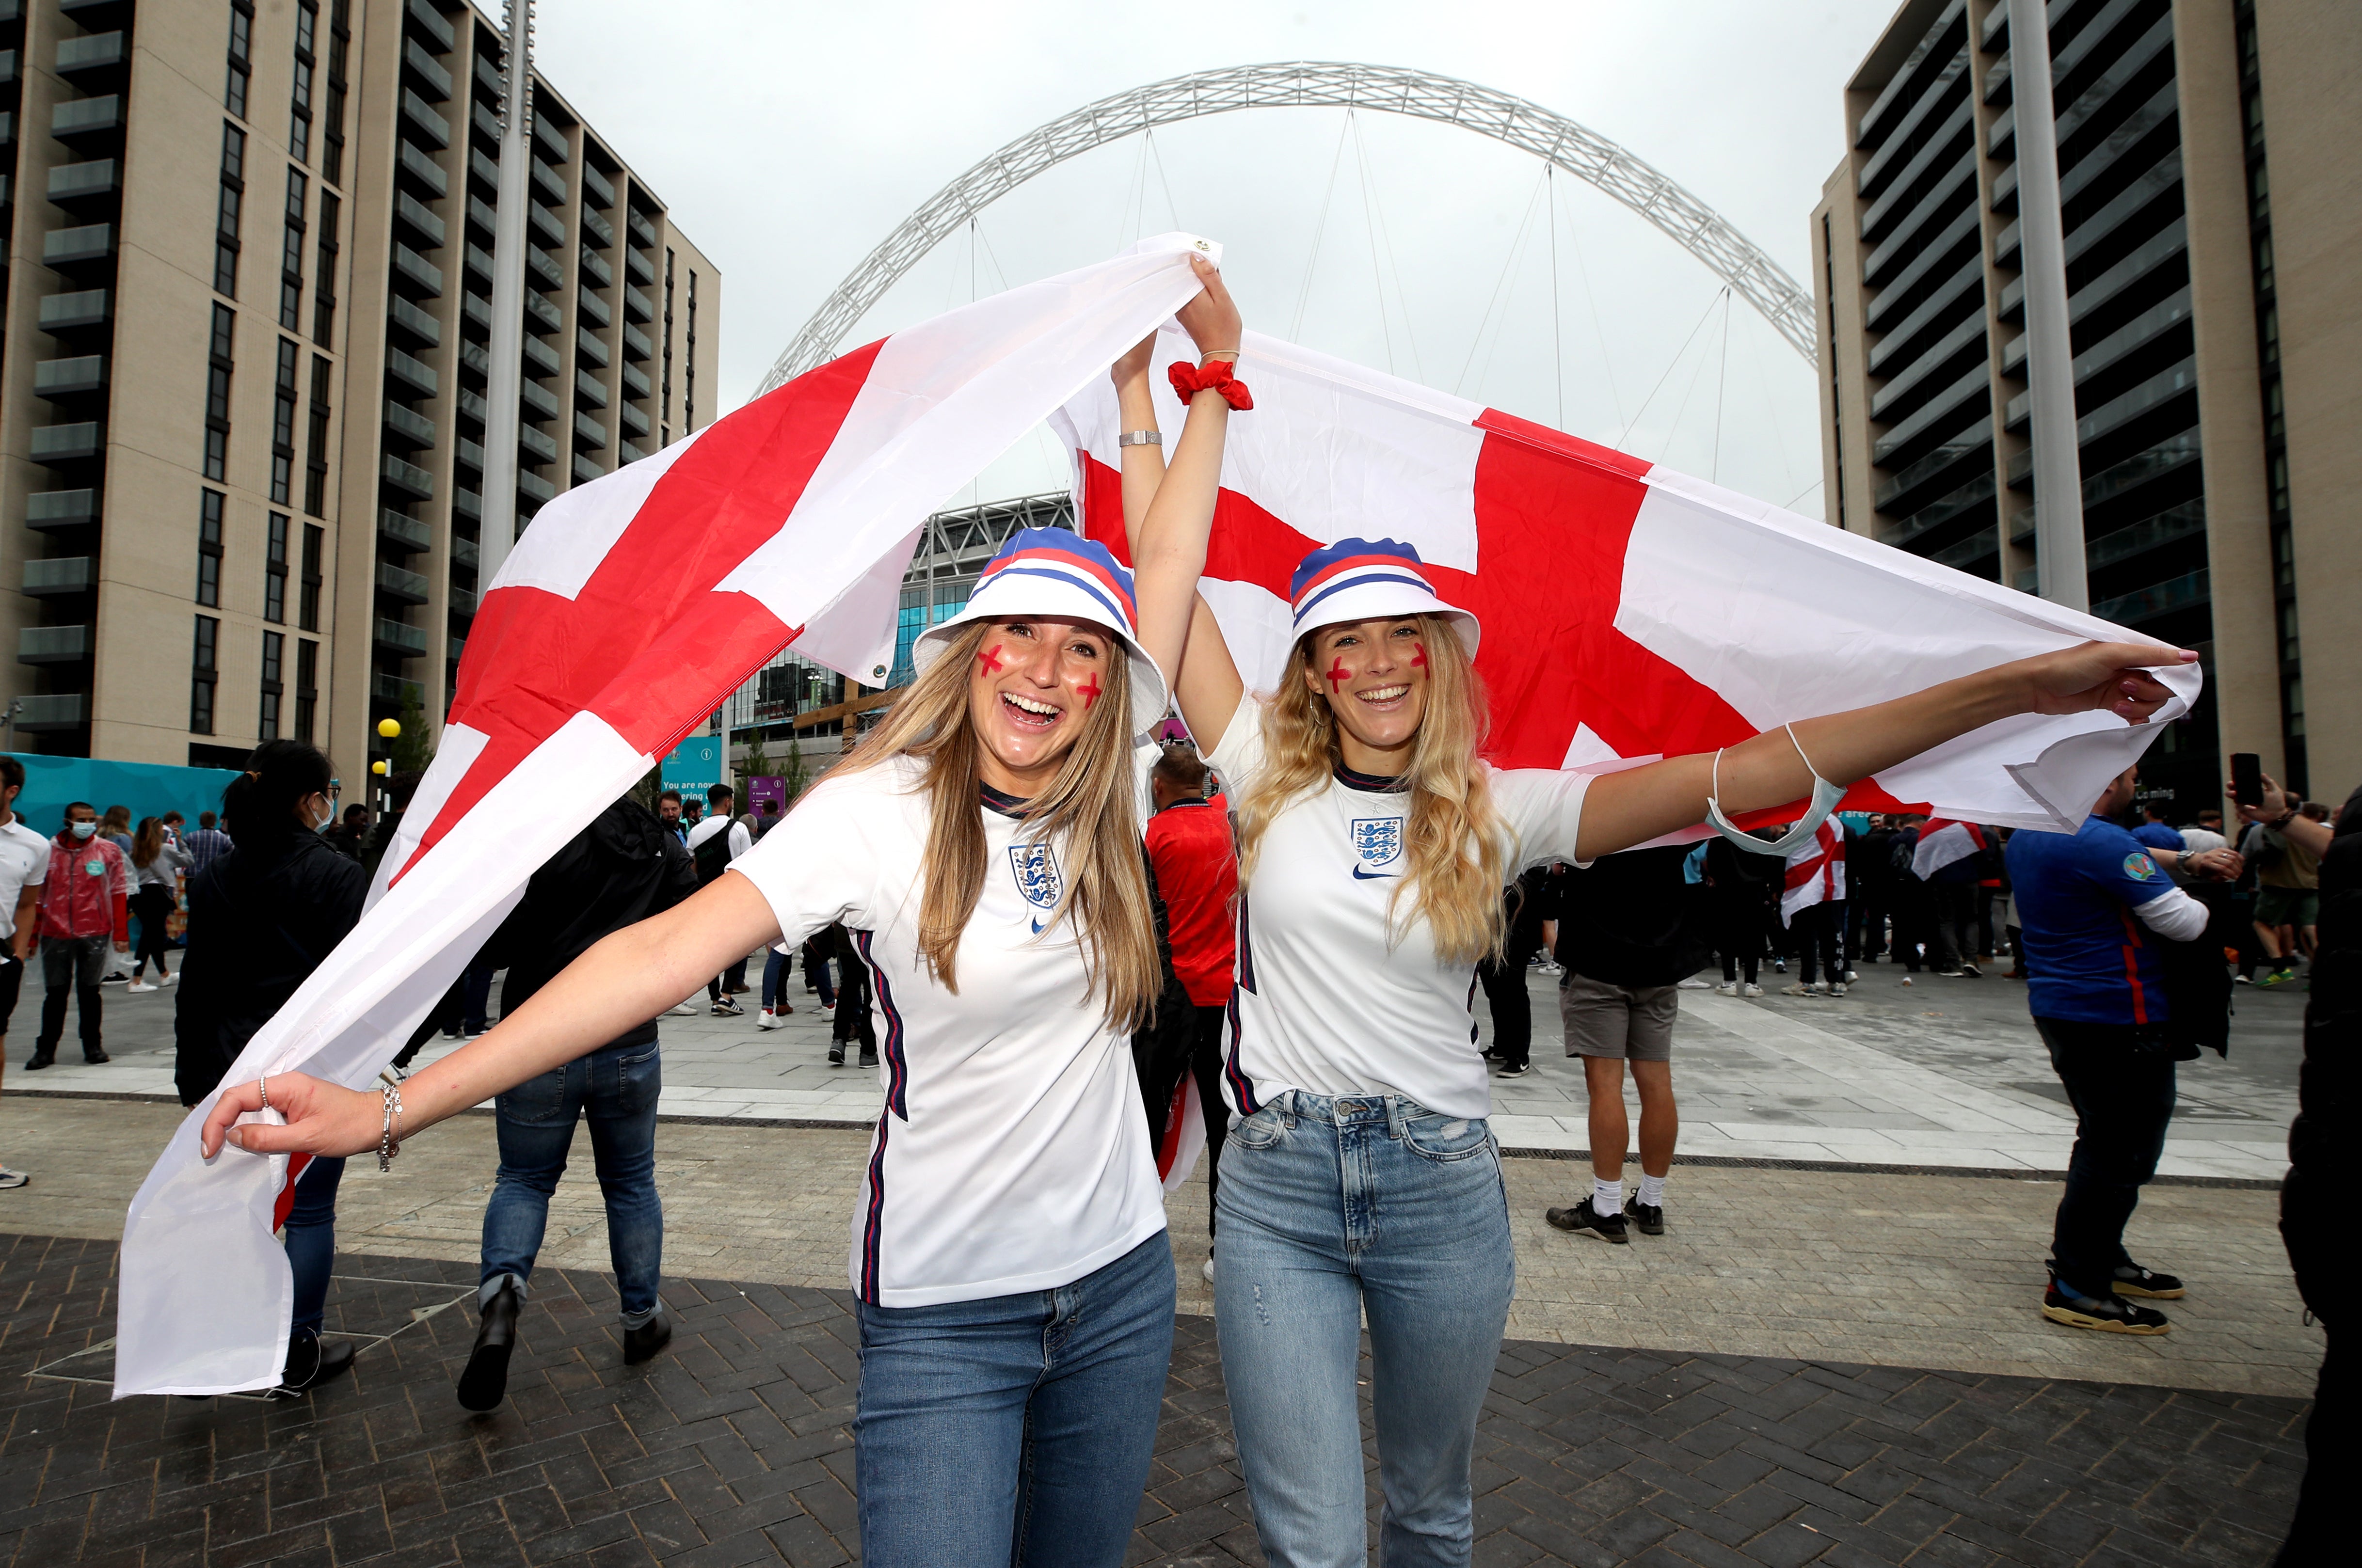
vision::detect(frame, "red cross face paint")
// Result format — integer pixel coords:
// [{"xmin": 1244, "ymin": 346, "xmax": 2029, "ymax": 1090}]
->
[
  {"xmin": 977, "ymin": 643, "xmax": 1005, "ymax": 676},
  {"xmin": 1410, "ymin": 644, "xmax": 1428, "ymax": 672},
  {"xmin": 1327, "ymin": 657, "xmax": 1352, "ymax": 692},
  {"xmin": 1077, "ymin": 672, "xmax": 1102, "ymax": 709}
]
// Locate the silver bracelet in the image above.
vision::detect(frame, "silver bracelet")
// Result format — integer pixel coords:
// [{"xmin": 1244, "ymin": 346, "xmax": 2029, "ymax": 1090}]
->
[
  {"xmin": 1117, "ymin": 429, "xmax": 1163, "ymax": 447},
  {"xmin": 378, "ymin": 1084, "xmax": 404, "ymax": 1172}
]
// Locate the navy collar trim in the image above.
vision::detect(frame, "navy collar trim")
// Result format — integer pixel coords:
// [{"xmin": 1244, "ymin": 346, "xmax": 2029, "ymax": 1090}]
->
[
  {"xmin": 1157, "ymin": 796, "xmax": 1214, "ymax": 814},
  {"xmin": 1333, "ymin": 763, "xmax": 1410, "ymax": 794},
  {"xmin": 979, "ymin": 782, "xmax": 1031, "ymax": 820}
]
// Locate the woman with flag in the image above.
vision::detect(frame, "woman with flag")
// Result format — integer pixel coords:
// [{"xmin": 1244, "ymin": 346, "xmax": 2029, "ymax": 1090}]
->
[
  {"xmin": 1119, "ymin": 255, "xmax": 2198, "ymax": 1567},
  {"xmin": 202, "ymin": 532, "xmax": 1181, "ymax": 1567}
]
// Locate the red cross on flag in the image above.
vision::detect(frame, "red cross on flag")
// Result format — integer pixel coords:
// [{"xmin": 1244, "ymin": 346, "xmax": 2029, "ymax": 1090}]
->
[
  {"xmin": 1781, "ymin": 820, "xmax": 1849, "ymax": 929},
  {"xmin": 112, "ymin": 238, "xmax": 1226, "ymax": 1399},
  {"xmin": 1053, "ymin": 324, "xmax": 2198, "ymax": 834},
  {"xmin": 1913, "ymin": 819, "xmax": 1994, "ymax": 881}
]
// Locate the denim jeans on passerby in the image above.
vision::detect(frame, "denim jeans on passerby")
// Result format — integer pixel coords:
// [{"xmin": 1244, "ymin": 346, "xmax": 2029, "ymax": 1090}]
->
[
  {"xmin": 1214, "ymin": 1090, "xmax": 1514, "ymax": 1568},
  {"xmin": 761, "ymin": 949, "xmax": 790, "ymax": 1012},
  {"xmin": 2036, "ymin": 1016, "xmax": 2177, "ymax": 1297},
  {"xmin": 36, "ymin": 934, "xmax": 110, "ymax": 1058},
  {"xmin": 853, "ymin": 1230, "xmax": 1175, "ymax": 1568},
  {"xmin": 479, "ymin": 1035, "xmax": 664, "ymax": 1326},
  {"xmin": 286, "ymin": 1154, "xmax": 346, "ymax": 1335}
]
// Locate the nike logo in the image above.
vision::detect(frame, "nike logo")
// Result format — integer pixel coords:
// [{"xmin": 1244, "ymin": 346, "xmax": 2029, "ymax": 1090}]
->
[
  {"xmin": 1352, "ymin": 864, "xmax": 1400, "ymax": 880},
  {"xmin": 1031, "ymin": 917, "xmax": 1051, "ymax": 933}
]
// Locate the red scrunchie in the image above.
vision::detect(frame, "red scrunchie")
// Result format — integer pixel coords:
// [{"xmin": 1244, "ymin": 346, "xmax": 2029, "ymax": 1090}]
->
[{"xmin": 1168, "ymin": 359, "xmax": 1254, "ymax": 411}]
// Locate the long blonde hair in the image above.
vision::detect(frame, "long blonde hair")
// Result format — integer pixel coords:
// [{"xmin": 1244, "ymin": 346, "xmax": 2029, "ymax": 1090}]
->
[
  {"xmin": 1233, "ymin": 613, "xmax": 1511, "ymax": 964},
  {"xmin": 840, "ymin": 618, "xmax": 1161, "ymax": 1033}
]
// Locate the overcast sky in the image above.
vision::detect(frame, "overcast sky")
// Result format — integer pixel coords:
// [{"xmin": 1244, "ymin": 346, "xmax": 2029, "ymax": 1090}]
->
[{"xmin": 533, "ymin": 0, "xmax": 1903, "ymax": 521}]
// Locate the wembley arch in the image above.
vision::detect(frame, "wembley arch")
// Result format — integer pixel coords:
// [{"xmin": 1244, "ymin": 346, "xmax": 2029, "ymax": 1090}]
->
[{"xmin": 758, "ymin": 61, "xmax": 1817, "ymax": 394}]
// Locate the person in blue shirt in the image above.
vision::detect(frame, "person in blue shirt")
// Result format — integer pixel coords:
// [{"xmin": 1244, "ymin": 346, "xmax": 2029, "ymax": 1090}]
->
[
  {"xmin": 2131, "ymin": 802, "xmax": 2186, "ymax": 855},
  {"xmin": 2006, "ymin": 765, "xmax": 2239, "ymax": 1334}
]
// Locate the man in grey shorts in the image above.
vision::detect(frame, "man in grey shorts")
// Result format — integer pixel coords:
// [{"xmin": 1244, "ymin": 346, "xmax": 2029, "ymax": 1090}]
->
[{"xmin": 1541, "ymin": 846, "xmax": 1697, "ymax": 1244}]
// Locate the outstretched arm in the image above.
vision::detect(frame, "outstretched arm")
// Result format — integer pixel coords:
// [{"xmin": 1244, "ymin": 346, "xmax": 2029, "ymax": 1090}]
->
[
  {"xmin": 1573, "ymin": 643, "xmax": 2198, "ymax": 862},
  {"xmin": 199, "ymin": 871, "xmax": 781, "ymax": 1159},
  {"xmin": 1129, "ymin": 255, "xmax": 1249, "ymax": 747}
]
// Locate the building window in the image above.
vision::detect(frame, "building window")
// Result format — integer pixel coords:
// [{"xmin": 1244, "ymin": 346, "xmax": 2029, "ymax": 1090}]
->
[
  {"xmin": 260, "ymin": 631, "xmax": 285, "ymax": 740},
  {"xmin": 304, "ymin": 355, "xmax": 333, "ymax": 516},
  {"xmin": 289, "ymin": 1, "xmax": 317, "ymax": 161},
  {"xmin": 685, "ymin": 269, "xmax": 698, "ymax": 433},
  {"xmin": 295, "ymin": 638, "xmax": 319, "ymax": 743},
  {"xmin": 661, "ymin": 247, "xmax": 675, "ymax": 423},
  {"xmin": 225, "ymin": 1, "xmax": 253, "ymax": 119},
  {"xmin": 205, "ymin": 305, "xmax": 236, "ymax": 481},
  {"xmin": 279, "ymin": 169, "xmax": 308, "ymax": 331},
  {"xmin": 312, "ymin": 190, "xmax": 340, "ymax": 345},
  {"xmin": 300, "ymin": 523, "xmax": 324, "ymax": 631},
  {"xmin": 216, "ymin": 125, "xmax": 246, "ymax": 298},
  {"xmin": 271, "ymin": 338, "xmax": 299, "ymax": 505},
  {"xmin": 321, "ymin": 1, "xmax": 351, "ymax": 187},
  {"xmin": 196, "ymin": 490, "xmax": 225, "ymax": 607},
  {"xmin": 192, "ymin": 618, "xmax": 220, "ymax": 735},
  {"xmin": 264, "ymin": 513, "xmax": 290, "ymax": 623}
]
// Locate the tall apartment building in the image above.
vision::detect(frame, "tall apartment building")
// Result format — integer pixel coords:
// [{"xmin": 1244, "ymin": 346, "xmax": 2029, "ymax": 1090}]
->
[
  {"xmin": 0, "ymin": 0, "xmax": 718, "ymax": 783},
  {"xmin": 1812, "ymin": 0, "xmax": 2360, "ymax": 805}
]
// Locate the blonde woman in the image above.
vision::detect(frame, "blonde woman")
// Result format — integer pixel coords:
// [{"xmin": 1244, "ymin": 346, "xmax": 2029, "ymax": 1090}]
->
[
  {"xmin": 206, "ymin": 532, "xmax": 1181, "ymax": 1567},
  {"xmin": 1120, "ymin": 260, "xmax": 2194, "ymax": 1567},
  {"xmin": 126, "ymin": 816, "xmax": 191, "ymax": 991}
]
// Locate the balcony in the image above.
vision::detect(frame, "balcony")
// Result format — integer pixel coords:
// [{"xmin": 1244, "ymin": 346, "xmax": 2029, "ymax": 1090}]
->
[
  {"xmin": 466, "ymin": 242, "xmax": 494, "ymax": 284},
  {"xmin": 388, "ymin": 293, "xmax": 440, "ymax": 347},
  {"xmin": 625, "ymin": 248, "xmax": 655, "ymax": 286},
  {"xmin": 395, "ymin": 190, "xmax": 445, "ymax": 248},
  {"xmin": 381, "ymin": 454, "xmax": 435, "ymax": 500},
  {"xmin": 380, "ymin": 508, "xmax": 431, "ymax": 552},
  {"xmin": 452, "ymin": 486, "xmax": 481, "ymax": 520},
  {"xmin": 582, "ymin": 163, "xmax": 614, "ymax": 208},
  {"xmin": 459, "ymin": 338, "xmax": 489, "ymax": 377},
  {"xmin": 454, "ymin": 194, "xmax": 488, "ymax": 241},
  {"xmin": 376, "ymin": 561, "xmax": 431, "ymax": 604},
  {"xmin": 31, "ymin": 423, "xmax": 100, "ymax": 465},
  {"xmin": 22, "ymin": 557, "xmax": 93, "ymax": 597},
  {"xmin": 528, "ymin": 203, "xmax": 563, "ymax": 246},
  {"xmin": 574, "ymin": 369, "xmax": 607, "ymax": 409},
  {"xmin": 519, "ymin": 424, "xmax": 557, "ymax": 462},
  {"xmin": 469, "ymin": 154, "xmax": 499, "ymax": 199},
  {"xmin": 627, "ymin": 209, "xmax": 657, "ymax": 247},
  {"xmin": 402, "ymin": 89, "xmax": 449, "ymax": 148},
  {"xmin": 42, "ymin": 223, "xmax": 112, "ymax": 270},
  {"xmin": 383, "ymin": 398, "xmax": 437, "ymax": 447},
  {"xmin": 520, "ymin": 379, "xmax": 558, "ymax": 418},
  {"xmin": 46, "ymin": 158, "xmax": 118, "ymax": 214},
  {"xmin": 449, "ymin": 584, "xmax": 478, "ymax": 618},
  {"xmin": 14, "ymin": 694, "xmax": 85, "ymax": 731},
  {"xmin": 452, "ymin": 535, "xmax": 480, "ymax": 569},
  {"xmin": 18, "ymin": 624, "xmax": 90, "ymax": 665},
  {"xmin": 392, "ymin": 243, "xmax": 444, "ymax": 298},
  {"xmin": 622, "ymin": 363, "xmax": 650, "ymax": 398},
  {"xmin": 572, "ymin": 453, "xmax": 605, "ymax": 485},
  {"xmin": 471, "ymin": 101, "xmax": 499, "ymax": 144},
  {"xmin": 579, "ymin": 249, "xmax": 611, "ymax": 289},
  {"xmin": 523, "ymin": 334, "xmax": 559, "ymax": 375},
  {"xmin": 525, "ymin": 290, "xmax": 560, "ymax": 333},
  {"xmin": 581, "ymin": 208, "xmax": 614, "ymax": 248},
  {"xmin": 406, "ymin": 0, "xmax": 455, "ymax": 50},
  {"xmin": 574, "ymin": 411, "xmax": 607, "ymax": 450},
  {"xmin": 620, "ymin": 439, "xmax": 645, "ymax": 464},
  {"xmin": 386, "ymin": 345, "xmax": 438, "ymax": 397},
  {"xmin": 372, "ymin": 673, "xmax": 424, "ymax": 707},
  {"xmin": 34, "ymin": 355, "xmax": 104, "ymax": 399},
  {"xmin": 527, "ymin": 246, "xmax": 562, "ymax": 289},
  {"xmin": 619, "ymin": 401, "xmax": 649, "ymax": 438},
  {"xmin": 55, "ymin": 32, "xmax": 125, "ymax": 78},
  {"xmin": 576, "ymin": 327, "xmax": 609, "ymax": 368},
  {"xmin": 623, "ymin": 284, "xmax": 653, "ymax": 323},
  {"xmin": 39, "ymin": 288, "xmax": 109, "ymax": 332},
  {"xmin": 455, "ymin": 436, "xmax": 483, "ymax": 472},
  {"xmin": 27, "ymin": 490, "xmax": 96, "ymax": 530},
  {"xmin": 398, "ymin": 139, "xmax": 447, "ymax": 198},
  {"xmin": 530, "ymin": 158, "xmax": 564, "ymax": 205},
  {"xmin": 534, "ymin": 117, "xmax": 567, "ymax": 164},
  {"xmin": 447, "ymin": 635, "xmax": 467, "ymax": 666},
  {"xmin": 374, "ymin": 618, "xmax": 429, "ymax": 658},
  {"xmin": 49, "ymin": 94, "xmax": 122, "ymax": 144},
  {"xmin": 463, "ymin": 291, "xmax": 491, "ymax": 331},
  {"xmin": 577, "ymin": 289, "xmax": 610, "ymax": 328},
  {"xmin": 622, "ymin": 322, "xmax": 653, "ymax": 361},
  {"xmin": 403, "ymin": 38, "xmax": 451, "ymax": 99},
  {"xmin": 518, "ymin": 471, "xmax": 555, "ymax": 505}
]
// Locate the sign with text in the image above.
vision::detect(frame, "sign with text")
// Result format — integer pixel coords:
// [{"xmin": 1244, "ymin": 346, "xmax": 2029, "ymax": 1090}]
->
[
  {"xmin": 661, "ymin": 735, "xmax": 723, "ymax": 799},
  {"xmin": 747, "ymin": 776, "xmax": 787, "ymax": 821}
]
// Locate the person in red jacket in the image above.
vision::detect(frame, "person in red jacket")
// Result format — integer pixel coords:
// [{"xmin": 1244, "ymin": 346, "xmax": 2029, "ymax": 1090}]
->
[
  {"xmin": 27, "ymin": 802, "xmax": 130, "ymax": 1069},
  {"xmin": 1142, "ymin": 743, "xmax": 1238, "ymax": 1284}
]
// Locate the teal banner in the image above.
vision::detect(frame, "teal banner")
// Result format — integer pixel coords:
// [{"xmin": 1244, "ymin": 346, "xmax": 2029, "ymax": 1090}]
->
[{"xmin": 3, "ymin": 753, "xmax": 246, "ymax": 835}]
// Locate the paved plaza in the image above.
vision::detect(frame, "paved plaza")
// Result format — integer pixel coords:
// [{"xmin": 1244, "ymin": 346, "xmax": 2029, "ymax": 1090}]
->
[{"xmin": 0, "ymin": 955, "xmax": 2321, "ymax": 1563}]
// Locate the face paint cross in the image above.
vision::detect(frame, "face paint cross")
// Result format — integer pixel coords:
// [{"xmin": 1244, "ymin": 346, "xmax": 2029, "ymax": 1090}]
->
[
  {"xmin": 977, "ymin": 644, "xmax": 1005, "ymax": 676},
  {"xmin": 1077, "ymin": 672, "xmax": 1102, "ymax": 709},
  {"xmin": 1410, "ymin": 643, "xmax": 1428, "ymax": 672},
  {"xmin": 1326, "ymin": 657, "xmax": 1351, "ymax": 693}
]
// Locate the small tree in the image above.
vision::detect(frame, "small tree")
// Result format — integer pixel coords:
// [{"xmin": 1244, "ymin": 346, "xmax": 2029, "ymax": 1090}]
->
[
  {"xmin": 390, "ymin": 693, "xmax": 434, "ymax": 774},
  {"xmin": 741, "ymin": 734, "xmax": 771, "ymax": 792},
  {"xmin": 779, "ymin": 733, "xmax": 812, "ymax": 806}
]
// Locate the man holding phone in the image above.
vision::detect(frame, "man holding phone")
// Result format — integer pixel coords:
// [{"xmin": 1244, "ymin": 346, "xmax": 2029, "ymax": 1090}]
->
[{"xmin": 0, "ymin": 759, "xmax": 48, "ymax": 1188}]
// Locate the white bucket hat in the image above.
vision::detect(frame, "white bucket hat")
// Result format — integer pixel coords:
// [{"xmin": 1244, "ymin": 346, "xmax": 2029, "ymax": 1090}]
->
[
  {"xmin": 913, "ymin": 527, "xmax": 1169, "ymax": 727},
  {"xmin": 1288, "ymin": 537, "xmax": 1481, "ymax": 656}
]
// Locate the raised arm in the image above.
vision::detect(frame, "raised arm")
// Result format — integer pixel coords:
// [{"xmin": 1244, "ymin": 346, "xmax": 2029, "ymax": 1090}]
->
[
  {"xmin": 199, "ymin": 870, "xmax": 781, "ymax": 1159},
  {"xmin": 1129, "ymin": 256, "xmax": 1252, "ymax": 745},
  {"xmin": 1572, "ymin": 642, "xmax": 2199, "ymax": 863}
]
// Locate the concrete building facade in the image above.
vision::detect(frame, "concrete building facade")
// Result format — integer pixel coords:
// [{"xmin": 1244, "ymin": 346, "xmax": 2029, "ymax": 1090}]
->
[
  {"xmin": 1812, "ymin": 0, "xmax": 2359, "ymax": 807},
  {"xmin": 0, "ymin": 0, "xmax": 717, "ymax": 785}
]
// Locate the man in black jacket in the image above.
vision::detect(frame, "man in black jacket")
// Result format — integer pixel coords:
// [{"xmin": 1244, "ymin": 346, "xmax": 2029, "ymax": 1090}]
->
[{"xmin": 456, "ymin": 796, "xmax": 698, "ymax": 1410}]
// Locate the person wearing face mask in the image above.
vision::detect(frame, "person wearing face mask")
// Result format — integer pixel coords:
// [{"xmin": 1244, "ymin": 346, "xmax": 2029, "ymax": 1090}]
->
[
  {"xmin": 174, "ymin": 740, "xmax": 368, "ymax": 1394},
  {"xmin": 25, "ymin": 802, "xmax": 129, "ymax": 1070}
]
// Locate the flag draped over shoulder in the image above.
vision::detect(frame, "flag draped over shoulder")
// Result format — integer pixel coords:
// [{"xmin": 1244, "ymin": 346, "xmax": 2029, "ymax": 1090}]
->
[
  {"xmin": 1052, "ymin": 327, "xmax": 2199, "ymax": 832},
  {"xmin": 1913, "ymin": 819, "xmax": 1994, "ymax": 881},
  {"xmin": 112, "ymin": 236, "xmax": 1227, "ymax": 1400},
  {"xmin": 1781, "ymin": 821, "xmax": 1847, "ymax": 929}
]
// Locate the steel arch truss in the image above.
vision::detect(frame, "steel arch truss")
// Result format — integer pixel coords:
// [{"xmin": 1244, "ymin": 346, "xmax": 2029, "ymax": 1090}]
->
[{"xmin": 760, "ymin": 61, "xmax": 1817, "ymax": 393}]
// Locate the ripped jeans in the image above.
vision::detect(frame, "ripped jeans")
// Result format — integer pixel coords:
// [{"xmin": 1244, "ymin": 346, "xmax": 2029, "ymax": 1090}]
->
[{"xmin": 1213, "ymin": 1090, "xmax": 1514, "ymax": 1568}]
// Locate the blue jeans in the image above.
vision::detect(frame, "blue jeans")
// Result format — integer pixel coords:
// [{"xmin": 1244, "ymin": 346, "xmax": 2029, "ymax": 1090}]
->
[
  {"xmin": 853, "ymin": 1230, "xmax": 1175, "ymax": 1568},
  {"xmin": 286, "ymin": 1154, "xmax": 345, "ymax": 1336},
  {"xmin": 762, "ymin": 949, "xmax": 790, "ymax": 1011},
  {"xmin": 479, "ymin": 1035, "xmax": 665, "ymax": 1326},
  {"xmin": 1214, "ymin": 1091, "xmax": 1513, "ymax": 1568}
]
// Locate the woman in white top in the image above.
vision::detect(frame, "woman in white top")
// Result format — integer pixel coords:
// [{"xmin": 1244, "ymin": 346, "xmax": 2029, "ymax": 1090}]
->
[
  {"xmin": 205, "ymin": 529, "xmax": 1185, "ymax": 1568},
  {"xmin": 1120, "ymin": 260, "xmax": 2194, "ymax": 1567},
  {"xmin": 127, "ymin": 816, "xmax": 191, "ymax": 990}
]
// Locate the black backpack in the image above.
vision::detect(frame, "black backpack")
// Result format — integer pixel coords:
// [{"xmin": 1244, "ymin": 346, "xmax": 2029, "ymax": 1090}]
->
[{"xmin": 692, "ymin": 823, "xmax": 734, "ymax": 887}]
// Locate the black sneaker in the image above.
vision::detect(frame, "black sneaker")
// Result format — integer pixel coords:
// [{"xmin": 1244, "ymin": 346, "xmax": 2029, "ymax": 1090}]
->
[
  {"xmin": 1495, "ymin": 1061, "xmax": 1532, "ymax": 1078},
  {"xmin": 858, "ymin": 1048, "xmax": 879, "ymax": 1068},
  {"xmin": 23, "ymin": 1052, "xmax": 52, "ymax": 1071},
  {"xmin": 457, "ymin": 1279, "xmax": 522, "ymax": 1411},
  {"xmin": 2112, "ymin": 1264, "xmax": 2186, "ymax": 1299},
  {"xmin": 622, "ymin": 1314, "xmax": 672, "ymax": 1365},
  {"xmin": 1624, "ymin": 1197, "xmax": 1665, "ymax": 1235},
  {"xmin": 82, "ymin": 1050, "xmax": 110, "ymax": 1064},
  {"xmin": 2041, "ymin": 1281, "xmax": 2169, "ymax": 1335},
  {"xmin": 276, "ymin": 1328, "xmax": 358, "ymax": 1394},
  {"xmin": 711, "ymin": 997, "xmax": 743, "ymax": 1017},
  {"xmin": 1960, "ymin": 962, "xmax": 1983, "ymax": 978},
  {"xmin": 1544, "ymin": 1197, "xmax": 1628, "ymax": 1244},
  {"xmin": 827, "ymin": 1042, "xmax": 845, "ymax": 1066}
]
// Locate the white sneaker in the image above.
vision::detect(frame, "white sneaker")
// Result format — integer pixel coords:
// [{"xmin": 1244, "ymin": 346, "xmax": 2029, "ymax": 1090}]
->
[
  {"xmin": 820, "ymin": 1003, "xmax": 836, "ymax": 1015},
  {"xmin": 1781, "ymin": 982, "xmax": 1815, "ymax": 997},
  {"xmin": 1201, "ymin": 1254, "xmax": 1215, "ymax": 1284},
  {"xmin": 126, "ymin": 982, "xmax": 158, "ymax": 994},
  {"xmin": 162, "ymin": 971, "xmax": 180, "ymax": 985},
  {"xmin": 668, "ymin": 1000, "xmax": 701, "ymax": 1016},
  {"xmin": 0, "ymin": 1168, "xmax": 28, "ymax": 1189},
  {"xmin": 1715, "ymin": 981, "xmax": 1737, "ymax": 996},
  {"xmin": 756, "ymin": 1009, "xmax": 781, "ymax": 1030},
  {"xmin": 1829, "ymin": 982, "xmax": 1848, "ymax": 997},
  {"xmin": 1741, "ymin": 983, "xmax": 1763, "ymax": 998}
]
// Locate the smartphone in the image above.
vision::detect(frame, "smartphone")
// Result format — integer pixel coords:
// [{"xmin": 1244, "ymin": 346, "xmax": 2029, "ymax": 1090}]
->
[{"xmin": 2230, "ymin": 752, "xmax": 2264, "ymax": 808}]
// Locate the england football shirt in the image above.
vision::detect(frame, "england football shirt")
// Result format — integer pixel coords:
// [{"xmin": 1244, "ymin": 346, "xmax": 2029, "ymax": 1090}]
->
[
  {"xmin": 728, "ymin": 753, "xmax": 1166, "ymax": 1308},
  {"xmin": 1207, "ymin": 708, "xmax": 1592, "ymax": 1120}
]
